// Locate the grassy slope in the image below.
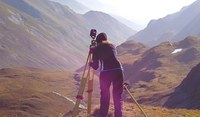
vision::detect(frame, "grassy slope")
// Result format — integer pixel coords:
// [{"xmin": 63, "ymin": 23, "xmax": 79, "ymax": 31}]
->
[
  {"xmin": 117, "ymin": 37, "xmax": 200, "ymax": 106},
  {"xmin": 77, "ymin": 102, "xmax": 200, "ymax": 117},
  {"xmin": 0, "ymin": 67, "xmax": 200, "ymax": 117},
  {"xmin": 0, "ymin": 67, "xmax": 77, "ymax": 116},
  {"xmin": 0, "ymin": 0, "xmax": 89, "ymax": 70}
]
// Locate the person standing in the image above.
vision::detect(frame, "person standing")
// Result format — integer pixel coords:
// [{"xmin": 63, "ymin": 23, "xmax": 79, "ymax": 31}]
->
[{"xmin": 90, "ymin": 32, "xmax": 124, "ymax": 117}]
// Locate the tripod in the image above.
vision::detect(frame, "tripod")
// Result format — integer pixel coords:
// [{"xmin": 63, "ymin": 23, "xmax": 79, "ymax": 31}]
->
[
  {"xmin": 72, "ymin": 30, "xmax": 97, "ymax": 117},
  {"xmin": 123, "ymin": 83, "xmax": 149, "ymax": 117}
]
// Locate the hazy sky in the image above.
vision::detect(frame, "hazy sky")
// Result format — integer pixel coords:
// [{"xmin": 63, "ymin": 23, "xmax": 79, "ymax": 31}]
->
[{"xmin": 76, "ymin": 0, "xmax": 197, "ymax": 26}]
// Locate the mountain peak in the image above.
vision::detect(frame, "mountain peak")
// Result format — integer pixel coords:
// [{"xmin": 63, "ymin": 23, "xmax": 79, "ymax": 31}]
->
[
  {"xmin": 83, "ymin": 10, "xmax": 136, "ymax": 45},
  {"xmin": 117, "ymin": 40, "xmax": 148, "ymax": 55}
]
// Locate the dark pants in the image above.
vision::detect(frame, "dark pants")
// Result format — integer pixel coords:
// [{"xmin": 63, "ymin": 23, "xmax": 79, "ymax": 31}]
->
[{"xmin": 98, "ymin": 69, "xmax": 123, "ymax": 117}]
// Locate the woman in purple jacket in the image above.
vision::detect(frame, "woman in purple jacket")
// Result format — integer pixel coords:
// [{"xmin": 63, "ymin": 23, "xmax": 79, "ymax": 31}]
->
[{"xmin": 90, "ymin": 32, "xmax": 124, "ymax": 117}]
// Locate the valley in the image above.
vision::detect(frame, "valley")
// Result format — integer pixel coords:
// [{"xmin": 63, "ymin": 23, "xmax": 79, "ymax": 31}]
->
[{"xmin": 0, "ymin": 0, "xmax": 200, "ymax": 116}]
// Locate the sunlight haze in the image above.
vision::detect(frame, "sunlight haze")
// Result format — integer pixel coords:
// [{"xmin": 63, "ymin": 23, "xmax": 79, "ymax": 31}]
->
[{"xmin": 77, "ymin": 0, "xmax": 197, "ymax": 26}]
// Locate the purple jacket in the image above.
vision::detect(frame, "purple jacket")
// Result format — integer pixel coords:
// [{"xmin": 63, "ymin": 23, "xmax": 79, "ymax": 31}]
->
[{"xmin": 91, "ymin": 43, "xmax": 122, "ymax": 71}]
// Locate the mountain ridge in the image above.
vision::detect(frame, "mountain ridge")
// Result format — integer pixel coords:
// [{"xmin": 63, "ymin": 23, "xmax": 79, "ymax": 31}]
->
[
  {"xmin": 0, "ymin": 0, "xmax": 135, "ymax": 70},
  {"xmin": 84, "ymin": 10, "xmax": 137, "ymax": 45},
  {"xmin": 128, "ymin": 0, "xmax": 200, "ymax": 46},
  {"xmin": 50, "ymin": 0, "xmax": 90, "ymax": 14}
]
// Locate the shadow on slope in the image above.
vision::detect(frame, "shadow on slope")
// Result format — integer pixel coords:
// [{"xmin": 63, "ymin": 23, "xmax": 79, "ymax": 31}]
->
[{"xmin": 164, "ymin": 62, "xmax": 200, "ymax": 109}]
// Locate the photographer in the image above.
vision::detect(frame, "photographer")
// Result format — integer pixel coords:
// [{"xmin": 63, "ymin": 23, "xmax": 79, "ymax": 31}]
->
[{"xmin": 90, "ymin": 32, "xmax": 124, "ymax": 117}]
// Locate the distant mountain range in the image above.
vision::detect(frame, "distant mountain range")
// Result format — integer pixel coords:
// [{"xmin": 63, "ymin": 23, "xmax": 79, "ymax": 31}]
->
[
  {"xmin": 50, "ymin": 0, "xmax": 142, "ymax": 31},
  {"xmin": 83, "ymin": 11, "xmax": 136, "ymax": 44},
  {"xmin": 112, "ymin": 15, "xmax": 144, "ymax": 31},
  {"xmin": 0, "ymin": 0, "xmax": 135, "ymax": 70},
  {"xmin": 129, "ymin": 0, "xmax": 200, "ymax": 46}
]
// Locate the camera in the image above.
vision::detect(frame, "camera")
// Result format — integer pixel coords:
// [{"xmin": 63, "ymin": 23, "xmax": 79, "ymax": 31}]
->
[
  {"xmin": 89, "ymin": 29, "xmax": 97, "ymax": 50},
  {"xmin": 90, "ymin": 29, "xmax": 97, "ymax": 39}
]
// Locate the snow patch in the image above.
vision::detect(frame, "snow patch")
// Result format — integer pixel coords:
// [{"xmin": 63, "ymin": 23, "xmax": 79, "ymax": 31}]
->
[
  {"xmin": 52, "ymin": 91, "xmax": 86, "ymax": 109},
  {"xmin": 171, "ymin": 48, "xmax": 183, "ymax": 54}
]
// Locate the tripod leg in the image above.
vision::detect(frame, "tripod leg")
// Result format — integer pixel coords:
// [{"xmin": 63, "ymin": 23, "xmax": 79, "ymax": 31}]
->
[
  {"xmin": 124, "ymin": 85, "xmax": 149, "ymax": 117},
  {"xmin": 72, "ymin": 53, "xmax": 91, "ymax": 117},
  {"xmin": 87, "ymin": 69, "xmax": 94, "ymax": 115}
]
